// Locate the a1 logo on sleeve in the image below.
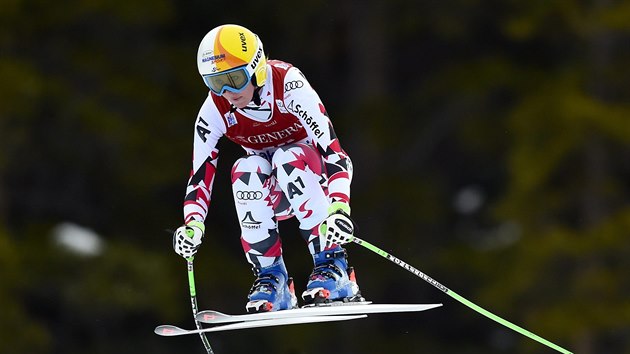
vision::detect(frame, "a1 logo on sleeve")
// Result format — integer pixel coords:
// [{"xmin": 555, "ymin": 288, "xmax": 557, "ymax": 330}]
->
[{"xmin": 196, "ymin": 117, "xmax": 211, "ymax": 143}]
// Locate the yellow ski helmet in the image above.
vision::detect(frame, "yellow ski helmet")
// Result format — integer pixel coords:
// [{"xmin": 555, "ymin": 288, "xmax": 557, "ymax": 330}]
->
[{"xmin": 197, "ymin": 24, "xmax": 267, "ymax": 95}]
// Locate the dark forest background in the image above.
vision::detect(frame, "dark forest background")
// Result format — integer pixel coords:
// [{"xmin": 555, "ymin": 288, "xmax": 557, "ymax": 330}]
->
[{"xmin": 1, "ymin": 0, "xmax": 629, "ymax": 353}]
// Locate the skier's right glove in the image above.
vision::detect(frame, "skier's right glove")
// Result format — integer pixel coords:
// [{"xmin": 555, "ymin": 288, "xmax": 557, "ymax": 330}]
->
[
  {"xmin": 321, "ymin": 202, "xmax": 357, "ymax": 248},
  {"xmin": 173, "ymin": 220, "xmax": 205, "ymax": 259}
]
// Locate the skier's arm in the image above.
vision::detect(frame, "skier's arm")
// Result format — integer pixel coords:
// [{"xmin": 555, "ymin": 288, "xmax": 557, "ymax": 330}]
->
[
  {"xmin": 175, "ymin": 97, "xmax": 226, "ymax": 259},
  {"xmin": 183, "ymin": 96, "xmax": 226, "ymax": 224},
  {"xmin": 283, "ymin": 68, "xmax": 353, "ymax": 211}
]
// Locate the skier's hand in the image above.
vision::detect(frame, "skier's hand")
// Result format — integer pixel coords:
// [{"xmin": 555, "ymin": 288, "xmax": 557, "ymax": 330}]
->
[
  {"xmin": 173, "ymin": 220, "xmax": 205, "ymax": 259},
  {"xmin": 321, "ymin": 202, "xmax": 356, "ymax": 248}
]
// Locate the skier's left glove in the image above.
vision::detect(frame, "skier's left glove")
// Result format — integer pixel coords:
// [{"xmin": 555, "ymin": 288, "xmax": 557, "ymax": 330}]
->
[
  {"xmin": 320, "ymin": 202, "xmax": 357, "ymax": 248},
  {"xmin": 173, "ymin": 220, "xmax": 205, "ymax": 259}
]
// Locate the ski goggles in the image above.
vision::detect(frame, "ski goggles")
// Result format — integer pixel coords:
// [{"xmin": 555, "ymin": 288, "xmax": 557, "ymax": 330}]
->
[{"xmin": 202, "ymin": 65, "xmax": 251, "ymax": 96}]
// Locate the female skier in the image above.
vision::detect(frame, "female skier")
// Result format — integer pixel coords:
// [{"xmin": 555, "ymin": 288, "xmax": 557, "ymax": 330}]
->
[{"xmin": 173, "ymin": 24, "xmax": 362, "ymax": 312}]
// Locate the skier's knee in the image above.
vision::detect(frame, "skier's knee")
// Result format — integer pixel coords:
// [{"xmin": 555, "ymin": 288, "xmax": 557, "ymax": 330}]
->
[
  {"xmin": 271, "ymin": 144, "xmax": 322, "ymax": 177},
  {"xmin": 271, "ymin": 144, "xmax": 300, "ymax": 164},
  {"xmin": 232, "ymin": 155, "xmax": 272, "ymax": 177}
]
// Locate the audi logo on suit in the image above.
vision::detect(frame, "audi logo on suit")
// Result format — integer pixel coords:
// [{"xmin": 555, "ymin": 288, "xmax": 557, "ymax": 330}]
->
[
  {"xmin": 284, "ymin": 80, "xmax": 304, "ymax": 91},
  {"xmin": 236, "ymin": 191, "xmax": 264, "ymax": 200}
]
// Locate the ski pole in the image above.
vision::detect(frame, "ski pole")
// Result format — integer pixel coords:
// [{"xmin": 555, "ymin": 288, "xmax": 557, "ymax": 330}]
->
[
  {"xmin": 342, "ymin": 235, "xmax": 573, "ymax": 354},
  {"xmin": 186, "ymin": 258, "xmax": 215, "ymax": 354}
]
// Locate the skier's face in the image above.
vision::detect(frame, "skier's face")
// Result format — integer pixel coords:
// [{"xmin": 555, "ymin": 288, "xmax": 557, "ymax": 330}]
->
[{"xmin": 223, "ymin": 82, "xmax": 255, "ymax": 109}]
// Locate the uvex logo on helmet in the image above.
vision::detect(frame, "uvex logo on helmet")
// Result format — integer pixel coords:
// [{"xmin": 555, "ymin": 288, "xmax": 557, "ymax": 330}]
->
[
  {"xmin": 239, "ymin": 32, "xmax": 247, "ymax": 51},
  {"xmin": 250, "ymin": 47, "xmax": 263, "ymax": 71}
]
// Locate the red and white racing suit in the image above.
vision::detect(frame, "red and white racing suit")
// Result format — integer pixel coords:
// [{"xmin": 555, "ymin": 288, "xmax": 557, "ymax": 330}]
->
[{"xmin": 183, "ymin": 60, "xmax": 352, "ymax": 269}]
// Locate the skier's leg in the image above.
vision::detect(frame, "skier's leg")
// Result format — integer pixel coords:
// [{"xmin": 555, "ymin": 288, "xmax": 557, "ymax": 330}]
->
[
  {"xmin": 271, "ymin": 143, "xmax": 329, "ymax": 253},
  {"xmin": 231, "ymin": 155, "xmax": 297, "ymax": 312},
  {"xmin": 271, "ymin": 144, "xmax": 362, "ymax": 304}
]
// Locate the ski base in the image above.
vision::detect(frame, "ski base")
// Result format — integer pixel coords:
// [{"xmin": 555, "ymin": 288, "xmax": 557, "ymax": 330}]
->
[{"xmin": 155, "ymin": 314, "xmax": 366, "ymax": 336}]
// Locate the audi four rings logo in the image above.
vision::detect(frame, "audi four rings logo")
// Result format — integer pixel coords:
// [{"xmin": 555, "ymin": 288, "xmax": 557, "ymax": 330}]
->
[
  {"xmin": 236, "ymin": 191, "xmax": 263, "ymax": 200},
  {"xmin": 285, "ymin": 80, "xmax": 304, "ymax": 91}
]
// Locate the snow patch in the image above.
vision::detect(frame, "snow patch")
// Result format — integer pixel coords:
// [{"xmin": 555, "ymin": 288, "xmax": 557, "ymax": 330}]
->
[{"xmin": 52, "ymin": 222, "xmax": 105, "ymax": 256}]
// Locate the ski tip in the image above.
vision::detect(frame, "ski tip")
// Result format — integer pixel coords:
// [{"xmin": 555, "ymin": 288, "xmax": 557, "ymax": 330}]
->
[
  {"xmin": 196, "ymin": 310, "xmax": 230, "ymax": 323},
  {"xmin": 154, "ymin": 325, "xmax": 189, "ymax": 336},
  {"xmin": 411, "ymin": 303, "xmax": 443, "ymax": 312}
]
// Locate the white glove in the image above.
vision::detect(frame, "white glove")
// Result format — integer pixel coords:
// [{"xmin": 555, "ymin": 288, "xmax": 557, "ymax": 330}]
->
[
  {"xmin": 173, "ymin": 220, "xmax": 205, "ymax": 259},
  {"xmin": 320, "ymin": 202, "xmax": 356, "ymax": 248}
]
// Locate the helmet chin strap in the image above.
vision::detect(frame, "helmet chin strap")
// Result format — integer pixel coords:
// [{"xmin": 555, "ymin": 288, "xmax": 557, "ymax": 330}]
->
[
  {"xmin": 252, "ymin": 86, "xmax": 262, "ymax": 106},
  {"xmin": 251, "ymin": 72, "xmax": 259, "ymax": 87}
]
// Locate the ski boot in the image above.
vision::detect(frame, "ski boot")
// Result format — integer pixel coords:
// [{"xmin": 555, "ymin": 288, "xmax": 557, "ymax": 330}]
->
[
  {"xmin": 246, "ymin": 258, "xmax": 298, "ymax": 313},
  {"xmin": 302, "ymin": 246, "xmax": 364, "ymax": 306}
]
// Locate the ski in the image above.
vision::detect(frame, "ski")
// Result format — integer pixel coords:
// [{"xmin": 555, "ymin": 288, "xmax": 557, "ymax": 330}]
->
[
  {"xmin": 196, "ymin": 303, "xmax": 443, "ymax": 324},
  {"xmin": 155, "ymin": 314, "xmax": 367, "ymax": 336}
]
